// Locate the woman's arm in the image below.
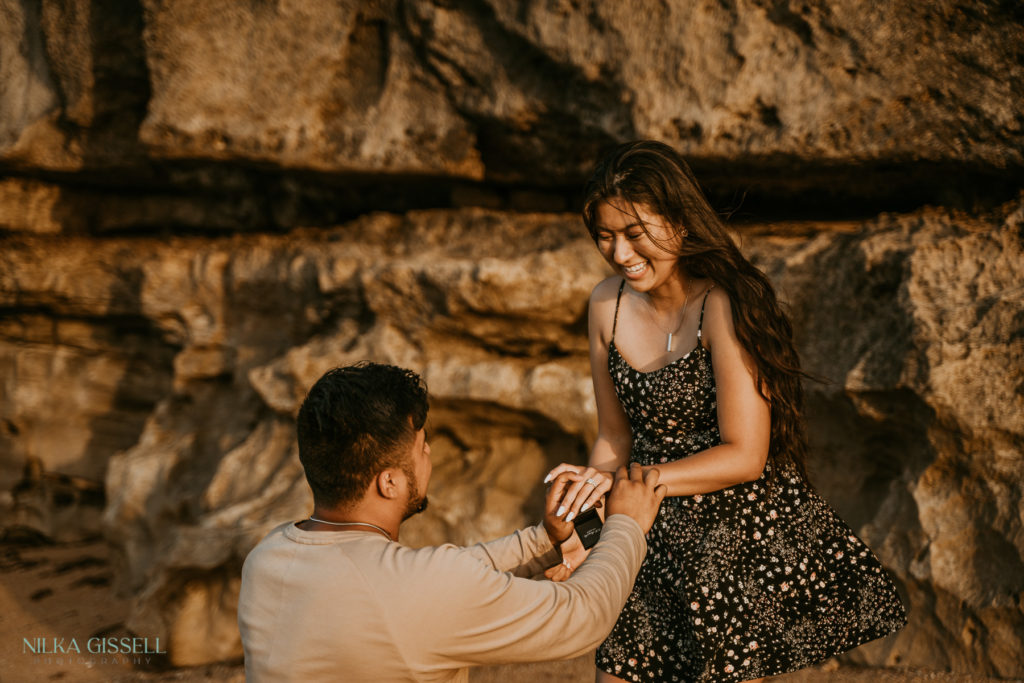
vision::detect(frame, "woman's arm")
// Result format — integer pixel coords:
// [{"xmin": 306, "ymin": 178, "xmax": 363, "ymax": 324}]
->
[
  {"xmin": 545, "ymin": 279, "xmax": 631, "ymax": 517},
  {"xmin": 547, "ymin": 285, "xmax": 770, "ymax": 517},
  {"xmin": 588, "ymin": 279, "xmax": 633, "ymax": 471},
  {"xmin": 638, "ymin": 287, "xmax": 770, "ymax": 496}
]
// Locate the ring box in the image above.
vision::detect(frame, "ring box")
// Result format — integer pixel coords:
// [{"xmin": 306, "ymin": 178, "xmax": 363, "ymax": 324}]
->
[{"xmin": 573, "ymin": 508, "xmax": 603, "ymax": 549}]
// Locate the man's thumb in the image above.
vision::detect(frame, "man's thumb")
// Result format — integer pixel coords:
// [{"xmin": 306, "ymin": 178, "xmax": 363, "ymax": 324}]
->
[{"xmin": 653, "ymin": 484, "xmax": 668, "ymax": 503}]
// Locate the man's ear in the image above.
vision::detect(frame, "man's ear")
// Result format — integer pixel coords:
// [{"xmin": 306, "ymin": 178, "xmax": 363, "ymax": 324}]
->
[{"xmin": 375, "ymin": 468, "xmax": 404, "ymax": 500}]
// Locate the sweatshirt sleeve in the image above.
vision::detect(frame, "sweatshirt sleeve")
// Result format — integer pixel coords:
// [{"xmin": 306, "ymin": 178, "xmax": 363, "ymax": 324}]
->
[
  {"xmin": 461, "ymin": 522, "xmax": 562, "ymax": 577},
  {"xmin": 391, "ymin": 515, "xmax": 647, "ymax": 670}
]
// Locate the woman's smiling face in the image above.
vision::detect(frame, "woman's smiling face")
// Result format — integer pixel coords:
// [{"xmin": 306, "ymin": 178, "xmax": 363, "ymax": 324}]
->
[{"xmin": 593, "ymin": 200, "xmax": 683, "ymax": 293}]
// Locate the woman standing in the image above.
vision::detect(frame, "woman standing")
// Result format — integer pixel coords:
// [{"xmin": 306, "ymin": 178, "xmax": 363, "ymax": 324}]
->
[{"xmin": 545, "ymin": 140, "xmax": 905, "ymax": 682}]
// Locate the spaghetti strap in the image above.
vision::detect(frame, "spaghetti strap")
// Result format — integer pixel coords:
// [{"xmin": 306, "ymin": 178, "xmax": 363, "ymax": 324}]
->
[
  {"xmin": 611, "ymin": 280, "xmax": 626, "ymax": 342},
  {"xmin": 696, "ymin": 285, "xmax": 715, "ymax": 344}
]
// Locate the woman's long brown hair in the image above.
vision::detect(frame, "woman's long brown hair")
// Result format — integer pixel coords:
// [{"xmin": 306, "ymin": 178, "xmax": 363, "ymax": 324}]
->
[{"xmin": 582, "ymin": 140, "xmax": 811, "ymax": 485}]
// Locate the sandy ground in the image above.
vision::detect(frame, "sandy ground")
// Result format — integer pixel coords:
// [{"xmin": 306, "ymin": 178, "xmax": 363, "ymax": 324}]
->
[{"xmin": 0, "ymin": 537, "xmax": 1016, "ymax": 683}]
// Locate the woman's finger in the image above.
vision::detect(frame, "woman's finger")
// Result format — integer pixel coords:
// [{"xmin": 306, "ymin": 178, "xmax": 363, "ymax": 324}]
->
[
  {"xmin": 544, "ymin": 471, "xmax": 574, "ymax": 512},
  {"xmin": 555, "ymin": 469, "xmax": 593, "ymax": 518},
  {"xmin": 562, "ymin": 467, "xmax": 607, "ymax": 521},
  {"xmin": 579, "ymin": 476, "xmax": 613, "ymax": 514},
  {"xmin": 543, "ymin": 462, "xmax": 581, "ymax": 484}
]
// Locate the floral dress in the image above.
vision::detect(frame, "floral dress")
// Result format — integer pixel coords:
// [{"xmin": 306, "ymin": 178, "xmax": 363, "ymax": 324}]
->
[{"xmin": 595, "ymin": 283, "xmax": 906, "ymax": 682}]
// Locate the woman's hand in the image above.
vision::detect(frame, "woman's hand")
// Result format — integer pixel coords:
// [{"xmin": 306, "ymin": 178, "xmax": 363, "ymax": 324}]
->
[{"xmin": 543, "ymin": 463, "xmax": 614, "ymax": 522}]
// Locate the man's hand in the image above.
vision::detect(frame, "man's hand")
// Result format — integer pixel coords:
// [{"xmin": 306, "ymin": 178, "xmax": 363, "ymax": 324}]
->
[
  {"xmin": 605, "ymin": 463, "xmax": 667, "ymax": 533},
  {"xmin": 543, "ymin": 471, "xmax": 576, "ymax": 547}
]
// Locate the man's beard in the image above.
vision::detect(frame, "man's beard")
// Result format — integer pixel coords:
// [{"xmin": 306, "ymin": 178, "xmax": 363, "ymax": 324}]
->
[{"xmin": 402, "ymin": 467, "xmax": 429, "ymax": 520}]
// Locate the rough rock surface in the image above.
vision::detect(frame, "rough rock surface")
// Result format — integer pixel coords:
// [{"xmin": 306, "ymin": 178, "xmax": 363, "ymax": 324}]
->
[
  {"xmin": 403, "ymin": 0, "xmax": 1024, "ymax": 183},
  {"xmin": 3, "ymin": 201, "xmax": 1022, "ymax": 672},
  {"xmin": 747, "ymin": 201, "xmax": 1024, "ymax": 677},
  {"xmin": 139, "ymin": 0, "xmax": 482, "ymax": 178},
  {"xmin": 2, "ymin": 1, "xmax": 1022, "ymax": 203},
  {"xmin": 2, "ymin": 0, "xmax": 1023, "ymax": 677}
]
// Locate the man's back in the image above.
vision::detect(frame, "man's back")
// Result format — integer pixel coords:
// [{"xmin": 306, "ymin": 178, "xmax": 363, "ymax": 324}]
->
[
  {"xmin": 238, "ymin": 517, "xmax": 646, "ymax": 682},
  {"xmin": 240, "ymin": 524, "xmax": 409, "ymax": 680}
]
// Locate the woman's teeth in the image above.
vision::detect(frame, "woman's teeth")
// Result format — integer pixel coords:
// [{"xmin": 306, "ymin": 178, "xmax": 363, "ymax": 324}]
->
[{"xmin": 624, "ymin": 262, "xmax": 647, "ymax": 274}]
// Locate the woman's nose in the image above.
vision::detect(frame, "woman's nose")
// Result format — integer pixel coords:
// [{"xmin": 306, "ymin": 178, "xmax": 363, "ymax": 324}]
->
[{"xmin": 613, "ymin": 236, "xmax": 634, "ymax": 263}]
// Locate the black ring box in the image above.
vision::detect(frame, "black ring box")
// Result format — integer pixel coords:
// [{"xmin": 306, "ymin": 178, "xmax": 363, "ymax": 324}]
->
[{"xmin": 573, "ymin": 507, "xmax": 603, "ymax": 549}]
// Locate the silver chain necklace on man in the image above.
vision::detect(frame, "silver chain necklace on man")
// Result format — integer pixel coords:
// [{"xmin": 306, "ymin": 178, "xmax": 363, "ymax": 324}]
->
[
  {"xmin": 307, "ymin": 516, "xmax": 393, "ymax": 541},
  {"xmin": 644, "ymin": 279, "xmax": 690, "ymax": 352}
]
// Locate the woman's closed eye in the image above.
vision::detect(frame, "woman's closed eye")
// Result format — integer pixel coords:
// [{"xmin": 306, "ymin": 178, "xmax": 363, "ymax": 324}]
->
[{"xmin": 596, "ymin": 231, "xmax": 644, "ymax": 242}]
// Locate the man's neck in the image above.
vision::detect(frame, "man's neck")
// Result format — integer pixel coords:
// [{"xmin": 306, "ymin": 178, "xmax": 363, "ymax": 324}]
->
[{"xmin": 301, "ymin": 504, "xmax": 401, "ymax": 541}]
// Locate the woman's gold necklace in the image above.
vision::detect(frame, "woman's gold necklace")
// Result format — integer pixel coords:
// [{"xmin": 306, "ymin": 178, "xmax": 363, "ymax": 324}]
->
[{"xmin": 643, "ymin": 281, "xmax": 690, "ymax": 352}]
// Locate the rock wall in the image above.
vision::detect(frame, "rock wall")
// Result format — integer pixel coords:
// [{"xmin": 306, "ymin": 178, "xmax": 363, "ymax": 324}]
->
[
  {"xmin": 749, "ymin": 203, "xmax": 1024, "ymax": 677},
  {"xmin": 2, "ymin": 0, "xmax": 1022, "ymax": 675}
]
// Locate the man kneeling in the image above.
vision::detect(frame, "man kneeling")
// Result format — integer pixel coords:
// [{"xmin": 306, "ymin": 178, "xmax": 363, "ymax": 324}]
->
[{"xmin": 238, "ymin": 362, "xmax": 665, "ymax": 682}]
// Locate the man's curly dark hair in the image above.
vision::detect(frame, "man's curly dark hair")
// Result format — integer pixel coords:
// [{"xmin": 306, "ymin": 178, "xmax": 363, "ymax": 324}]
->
[{"xmin": 296, "ymin": 362, "xmax": 428, "ymax": 508}]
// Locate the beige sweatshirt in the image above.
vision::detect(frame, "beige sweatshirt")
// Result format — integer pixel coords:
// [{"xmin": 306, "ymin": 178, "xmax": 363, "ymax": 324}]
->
[{"xmin": 238, "ymin": 515, "xmax": 647, "ymax": 682}]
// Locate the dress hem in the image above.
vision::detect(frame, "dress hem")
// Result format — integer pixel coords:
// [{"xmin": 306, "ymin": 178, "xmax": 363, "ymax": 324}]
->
[{"xmin": 595, "ymin": 620, "xmax": 908, "ymax": 683}]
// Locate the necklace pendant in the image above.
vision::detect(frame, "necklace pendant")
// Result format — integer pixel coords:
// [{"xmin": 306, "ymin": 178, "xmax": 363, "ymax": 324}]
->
[{"xmin": 666, "ymin": 332, "xmax": 673, "ymax": 352}]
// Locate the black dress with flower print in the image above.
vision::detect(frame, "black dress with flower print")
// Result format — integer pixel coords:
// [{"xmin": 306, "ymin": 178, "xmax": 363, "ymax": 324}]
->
[{"xmin": 595, "ymin": 283, "xmax": 906, "ymax": 682}]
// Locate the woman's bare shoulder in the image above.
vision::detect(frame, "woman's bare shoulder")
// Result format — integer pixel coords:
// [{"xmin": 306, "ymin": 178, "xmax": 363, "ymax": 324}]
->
[
  {"xmin": 590, "ymin": 276, "xmax": 624, "ymax": 307},
  {"xmin": 589, "ymin": 277, "xmax": 624, "ymax": 343},
  {"xmin": 699, "ymin": 283, "xmax": 737, "ymax": 347},
  {"xmin": 702, "ymin": 282, "xmax": 731, "ymax": 313}
]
